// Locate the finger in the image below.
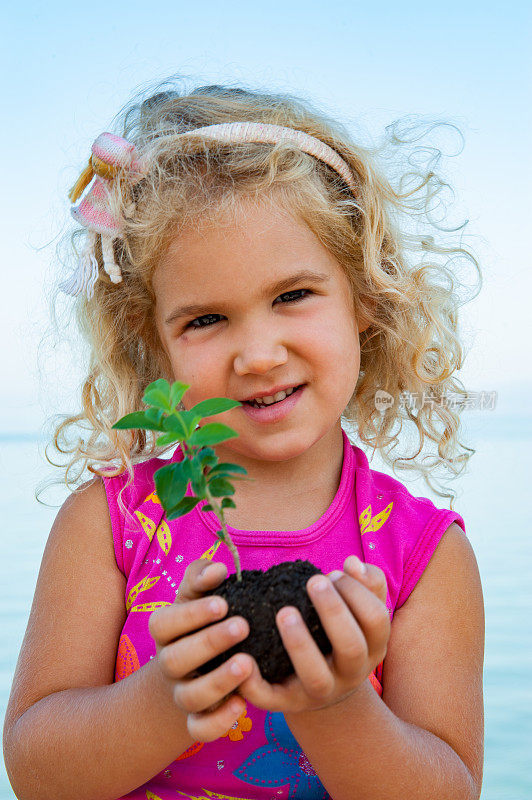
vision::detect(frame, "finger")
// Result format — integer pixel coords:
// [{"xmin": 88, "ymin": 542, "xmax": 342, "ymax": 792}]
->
[
  {"xmin": 149, "ymin": 559, "xmax": 228, "ymax": 644},
  {"xmin": 306, "ymin": 574, "xmax": 368, "ymax": 676},
  {"xmin": 149, "ymin": 593, "xmax": 228, "ymax": 647},
  {"xmin": 275, "ymin": 606, "xmax": 335, "ymax": 702},
  {"xmin": 186, "ymin": 692, "xmax": 246, "ymax": 743},
  {"xmin": 174, "ymin": 653, "xmax": 254, "ymax": 714},
  {"xmin": 160, "ymin": 614, "xmax": 250, "ymax": 679},
  {"xmin": 343, "ymin": 556, "xmax": 388, "ymax": 605},
  {"xmin": 237, "ymin": 656, "xmax": 306, "ymax": 713},
  {"xmin": 193, "ymin": 560, "xmax": 229, "ymax": 594},
  {"xmin": 327, "ymin": 572, "xmax": 391, "ymax": 662},
  {"xmin": 177, "ymin": 558, "xmax": 228, "ymax": 605}
]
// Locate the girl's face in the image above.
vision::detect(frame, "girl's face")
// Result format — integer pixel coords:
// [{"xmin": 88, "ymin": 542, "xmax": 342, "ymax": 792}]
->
[{"xmin": 153, "ymin": 198, "xmax": 368, "ymax": 470}]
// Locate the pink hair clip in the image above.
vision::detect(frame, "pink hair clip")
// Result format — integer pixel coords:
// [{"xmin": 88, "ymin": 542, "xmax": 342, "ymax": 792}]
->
[{"xmin": 62, "ymin": 132, "xmax": 148, "ymax": 298}]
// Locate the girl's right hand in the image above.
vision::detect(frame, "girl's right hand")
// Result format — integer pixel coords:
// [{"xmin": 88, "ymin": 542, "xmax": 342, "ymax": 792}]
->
[{"xmin": 148, "ymin": 558, "xmax": 253, "ymax": 742}]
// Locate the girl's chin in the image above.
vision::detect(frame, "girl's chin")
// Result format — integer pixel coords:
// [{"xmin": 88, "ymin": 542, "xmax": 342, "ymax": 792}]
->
[{"xmin": 219, "ymin": 433, "xmax": 318, "ymax": 466}]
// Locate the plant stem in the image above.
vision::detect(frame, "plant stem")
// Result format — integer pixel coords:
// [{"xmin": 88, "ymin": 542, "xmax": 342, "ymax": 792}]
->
[
  {"xmin": 180, "ymin": 437, "xmax": 242, "ymax": 582},
  {"xmin": 204, "ymin": 486, "xmax": 242, "ymax": 582}
]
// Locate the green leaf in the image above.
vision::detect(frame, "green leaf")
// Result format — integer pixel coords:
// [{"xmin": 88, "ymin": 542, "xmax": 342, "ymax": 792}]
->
[
  {"xmin": 191, "ymin": 471, "xmax": 207, "ymax": 497},
  {"xmin": 207, "ymin": 476, "xmax": 236, "ymax": 497},
  {"xmin": 189, "ymin": 397, "xmax": 242, "ymax": 418},
  {"xmin": 200, "ymin": 503, "xmax": 214, "ymax": 512},
  {"xmin": 164, "ymin": 410, "xmax": 202, "ymax": 440},
  {"xmin": 170, "ymin": 381, "xmax": 190, "ymax": 409},
  {"xmin": 142, "ymin": 379, "xmax": 171, "ymax": 411},
  {"xmin": 180, "ymin": 458, "xmax": 197, "ymax": 484},
  {"xmin": 112, "ymin": 411, "xmax": 164, "ymax": 431},
  {"xmin": 145, "ymin": 378, "xmax": 171, "ymax": 395},
  {"xmin": 214, "ymin": 529, "xmax": 226, "ymax": 542},
  {"xmin": 167, "ymin": 496, "xmax": 201, "ymax": 520},
  {"xmin": 179, "ymin": 411, "xmax": 203, "ymax": 438},
  {"xmin": 144, "ymin": 392, "xmax": 172, "ymax": 412},
  {"xmin": 187, "ymin": 451, "xmax": 215, "ymax": 497},
  {"xmin": 207, "ymin": 461, "xmax": 248, "ymax": 478},
  {"xmin": 155, "ymin": 432, "xmax": 182, "ymax": 447},
  {"xmin": 154, "ymin": 462, "xmax": 188, "ymax": 511},
  {"xmin": 162, "ymin": 414, "xmax": 190, "ymax": 439},
  {"xmin": 188, "ymin": 423, "xmax": 239, "ymax": 448},
  {"xmin": 195, "ymin": 447, "xmax": 218, "ymax": 470},
  {"xmin": 144, "ymin": 407, "xmax": 166, "ymax": 430},
  {"xmin": 221, "ymin": 498, "xmax": 236, "ymax": 509}
]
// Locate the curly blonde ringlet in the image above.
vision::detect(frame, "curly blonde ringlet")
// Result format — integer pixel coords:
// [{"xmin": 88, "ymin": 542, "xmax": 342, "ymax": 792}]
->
[{"xmin": 39, "ymin": 75, "xmax": 481, "ymax": 512}]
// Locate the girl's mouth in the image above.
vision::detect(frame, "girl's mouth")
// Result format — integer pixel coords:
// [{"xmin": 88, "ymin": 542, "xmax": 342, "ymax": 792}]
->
[{"xmin": 241, "ymin": 384, "xmax": 306, "ymax": 423}]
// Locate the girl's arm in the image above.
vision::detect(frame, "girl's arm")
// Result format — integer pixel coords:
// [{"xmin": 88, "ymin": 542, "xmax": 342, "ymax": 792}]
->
[
  {"xmin": 2, "ymin": 479, "xmax": 196, "ymax": 799},
  {"xmin": 2, "ymin": 480, "xmax": 246, "ymax": 800}
]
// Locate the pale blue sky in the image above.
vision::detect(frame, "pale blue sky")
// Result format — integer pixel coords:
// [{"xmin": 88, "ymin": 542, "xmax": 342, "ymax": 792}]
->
[{"xmin": 1, "ymin": 0, "xmax": 531, "ymax": 431}]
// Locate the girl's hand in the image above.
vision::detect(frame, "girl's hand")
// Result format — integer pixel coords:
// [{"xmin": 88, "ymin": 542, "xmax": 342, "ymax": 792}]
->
[
  {"xmin": 148, "ymin": 559, "xmax": 253, "ymax": 742},
  {"xmin": 236, "ymin": 556, "xmax": 391, "ymax": 714}
]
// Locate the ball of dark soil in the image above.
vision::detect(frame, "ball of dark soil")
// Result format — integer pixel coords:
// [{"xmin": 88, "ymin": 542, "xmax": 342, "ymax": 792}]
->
[{"xmin": 196, "ymin": 559, "xmax": 333, "ymax": 685}]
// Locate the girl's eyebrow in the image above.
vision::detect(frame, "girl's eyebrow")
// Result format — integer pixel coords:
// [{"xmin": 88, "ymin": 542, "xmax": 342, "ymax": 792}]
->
[{"xmin": 163, "ymin": 269, "xmax": 330, "ymax": 325}]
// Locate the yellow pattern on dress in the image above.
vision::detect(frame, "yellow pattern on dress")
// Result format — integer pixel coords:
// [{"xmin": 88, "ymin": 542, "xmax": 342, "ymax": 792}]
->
[
  {"xmin": 359, "ymin": 502, "xmax": 393, "ymax": 534},
  {"xmin": 156, "ymin": 518, "xmax": 172, "ymax": 555},
  {"xmin": 130, "ymin": 600, "xmax": 171, "ymax": 613},
  {"xmin": 126, "ymin": 575, "xmax": 161, "ymax": 612},
  {"xmin": 200, "ymin": 539, "xmax": 223, "ymax": 562},
  {"xmin": 134, "ymin": 509, "xmax": 172, "ymax": 554},
  {"xmin": 175, "ymin": 789, "xmax": 257, "ymax": 800},
  {"xmin": 135, "ymin": 510, "xmax": 157, "ymax": 541}
]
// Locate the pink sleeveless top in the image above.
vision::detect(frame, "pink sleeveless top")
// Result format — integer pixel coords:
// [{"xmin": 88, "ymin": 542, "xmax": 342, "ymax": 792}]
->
[{"xmin": 103, "ymin": 428, "xmax": 466, "ymax": 800}]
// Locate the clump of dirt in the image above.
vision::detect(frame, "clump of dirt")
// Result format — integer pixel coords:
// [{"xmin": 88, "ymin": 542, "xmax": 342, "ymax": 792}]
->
[{"xmin": 196, "ymin": 559, "xmax": 332, "ymax": 684}]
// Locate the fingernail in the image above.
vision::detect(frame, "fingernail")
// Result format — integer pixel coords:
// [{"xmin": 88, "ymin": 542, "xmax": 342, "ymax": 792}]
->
[
  {"xmin": 329, "ymin": 570, "xmax": 344, "ymax": 583},
  {"xmin": 278, "ymin": 607, "xmax": 298, "ymax": 626},
  {"xmin": 345, "ymin": 555, "xmax": 367, "ymax": 574},
  {"xmin": 200, "ymin": 563, "xmax": 213, "ymax": 578},
  {"xmin": 230, "ymin": 698, "xmax": 242, "ymax": 714},
  {"xmin": 229, "ymin": 620, "xmax": 243, "ymax": 636},
  {"xmin": 209, "ymin": 598, "xmax": 224, "ymax": 615},
  {"xmin": 230, "ymin": 659, "xmax": 244, "ymax": 677}
]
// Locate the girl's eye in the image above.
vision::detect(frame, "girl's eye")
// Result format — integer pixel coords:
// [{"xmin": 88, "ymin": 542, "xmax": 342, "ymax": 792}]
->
[
  {"xmin": 187, "ymin": 313, "xmax": 222, "ymax": 330},
  {"xmin": 275, "ymin": 289, "xmax": 310, "ymax": 306},
  {"xmin": 186, "ymin": 289, "xmax": 311, "ymax": 330}
]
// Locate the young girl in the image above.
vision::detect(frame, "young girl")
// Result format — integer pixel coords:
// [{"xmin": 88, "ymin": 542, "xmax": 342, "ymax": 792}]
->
[{"xmin": 3, "ymin": 81, "xmax": 485, "ymax": 800}]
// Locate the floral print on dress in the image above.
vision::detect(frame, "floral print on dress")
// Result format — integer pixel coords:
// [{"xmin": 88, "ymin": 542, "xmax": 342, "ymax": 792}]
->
[{"xmin": 233, "ymin": 712, "xmax": 330, "ymax": 799}]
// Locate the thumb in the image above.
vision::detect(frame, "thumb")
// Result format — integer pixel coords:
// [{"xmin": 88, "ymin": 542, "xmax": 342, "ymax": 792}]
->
[
  {"xmin": 174, "ymin": 558, "xmax": 228, "ymax": 605},
  {"xmin": 343, "ymin": 556, "xmax": 388, "ymax": 605}
]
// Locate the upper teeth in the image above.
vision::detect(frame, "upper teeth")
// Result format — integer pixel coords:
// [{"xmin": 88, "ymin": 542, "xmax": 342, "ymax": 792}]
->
[{"xmin": 251, "ymin": 387, "xmax": 297, "ymax": 406}]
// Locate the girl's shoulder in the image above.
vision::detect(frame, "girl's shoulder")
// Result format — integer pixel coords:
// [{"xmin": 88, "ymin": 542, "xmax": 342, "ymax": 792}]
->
[
  {"xmin": 101, "ymin": 445, "xmax": 185, "ymax": 577},
  {"xmin": 351, "ymin": 443, "xmax": 467, "ymax": 611},
  {"xmin": 352, "ymin": 442, "xmax": 465, "ymax": 534}
]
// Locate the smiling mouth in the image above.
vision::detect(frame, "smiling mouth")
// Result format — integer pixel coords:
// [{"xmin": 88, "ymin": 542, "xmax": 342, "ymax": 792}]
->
[{"xmin": 244, "ymin": 385, "xmax": 306, "ymax": 408}]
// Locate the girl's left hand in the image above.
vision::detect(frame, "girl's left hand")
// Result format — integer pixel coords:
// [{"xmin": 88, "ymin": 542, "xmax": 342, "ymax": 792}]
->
[{"xmin": 236, "ymin": 556, "xmax": 391, "ymax": 714}]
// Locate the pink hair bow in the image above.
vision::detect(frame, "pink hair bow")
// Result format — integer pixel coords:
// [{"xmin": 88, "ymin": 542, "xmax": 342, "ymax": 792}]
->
[{"xmin": 61, "ymin": 132, "xmax": 147, "ymax": 298}]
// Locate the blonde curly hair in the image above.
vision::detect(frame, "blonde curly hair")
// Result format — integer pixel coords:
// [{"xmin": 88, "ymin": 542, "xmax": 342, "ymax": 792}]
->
[{"xmin": 40, "ymin": 76, "xmax": 481, "ymax": 510}]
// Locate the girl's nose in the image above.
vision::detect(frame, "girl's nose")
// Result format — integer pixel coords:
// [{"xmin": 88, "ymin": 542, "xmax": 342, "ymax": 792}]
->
[{"xmin": 233, "ymin": 342, "xmax": 288, "ymax": 375}]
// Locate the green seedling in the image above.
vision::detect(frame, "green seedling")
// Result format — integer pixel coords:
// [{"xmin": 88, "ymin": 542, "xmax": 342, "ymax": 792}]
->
[
  {"xmin": 113, "ymin": 378, "xmax": 332, "ymax": 685},
  {"xmin": 112, "ymin": 378, "xmax": 251, "ymax": 581}
]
